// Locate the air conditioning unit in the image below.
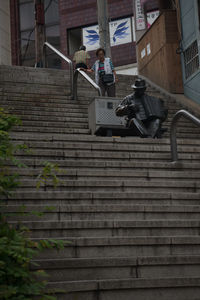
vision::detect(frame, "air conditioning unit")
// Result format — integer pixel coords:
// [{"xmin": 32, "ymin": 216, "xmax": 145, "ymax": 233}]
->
[{"xmin": 88, "ymin": 97, "xmax": 126, "ymax": 135}]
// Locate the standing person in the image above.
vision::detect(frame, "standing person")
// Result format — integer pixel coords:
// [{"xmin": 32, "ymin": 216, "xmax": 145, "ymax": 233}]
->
[
  {"xmin": 85, "ymin": 48, "xmax": 118, "ymax": 97},
  {"xmin": 73, "ymin": 45, "xmax": 90, "ymax": 69}
]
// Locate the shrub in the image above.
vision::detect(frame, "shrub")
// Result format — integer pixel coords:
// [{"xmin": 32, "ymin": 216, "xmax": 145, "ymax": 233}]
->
[{"xmin": 0, "ymin": 108, "xmax": 64, "ymax": 299}]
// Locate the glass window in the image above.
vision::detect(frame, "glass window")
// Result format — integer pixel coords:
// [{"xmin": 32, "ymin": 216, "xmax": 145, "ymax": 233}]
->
[
  {"xmin": 46, "ymin": 25, "xmax": 60, "ymax": 46},
  {"xmin": 45, "ymin": 0, "xmax": 59, "ymax": 25},
  {"xmin": 19, "ymin": 0, "xmax": 61, "ymax": 68},
  {"xmin": 19, "ymin": 1, "xmax": 34, "ymax": 31},
  {"xmin": 20, "ymin": 30, "xmax": 35, "ymax": 61},
  {"xmin": 67, "ymin": 28, "xmax": 82, "ymax": 55},
  {"xmin": 45, "ymin": 25, "xmax": 61, "ymax": 68}
]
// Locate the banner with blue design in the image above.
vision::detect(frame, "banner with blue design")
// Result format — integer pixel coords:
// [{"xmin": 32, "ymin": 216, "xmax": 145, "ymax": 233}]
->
[{"xmin": 82, "ymin": 17, "xmax": 133, "ymax": 51}]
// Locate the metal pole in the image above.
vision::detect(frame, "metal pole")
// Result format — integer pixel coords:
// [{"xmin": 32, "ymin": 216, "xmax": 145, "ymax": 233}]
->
[
  {"xmin": 34, "ymin": 0, "xmax": 45, "ymax": 67},
  {"xmin": 97, "ymin": 0, "xmax": 111, "ymax": 57}
]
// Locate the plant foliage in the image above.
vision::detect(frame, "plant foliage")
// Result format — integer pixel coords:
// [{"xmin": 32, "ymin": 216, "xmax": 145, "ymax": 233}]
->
[{"xmin": 0, "ymin": 108, "xmax": 65, "ymax": 299}]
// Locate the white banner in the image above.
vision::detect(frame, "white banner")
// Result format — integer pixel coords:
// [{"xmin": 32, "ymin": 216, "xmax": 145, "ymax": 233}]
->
[
  {"xmin": 82, "ymin": 17, "xmax": 133, "ymax": 51},
  {"xmin": 135, "ymin": 0, "xmax": 146, "ymax": 31},
  {"xmin": 82, "ymin": 24, "xmax": 100, "ymax": 51},
  {"xmin": 147, "ymin": 10, "xmax": 160, "ymax": 28},
  {"xmin": 110, "ymin": 18, "xmax": 132, "ymax": 46}
]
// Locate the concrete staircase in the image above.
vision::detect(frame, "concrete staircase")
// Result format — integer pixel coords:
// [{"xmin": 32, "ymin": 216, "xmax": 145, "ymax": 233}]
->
[{"xmin": 1, "ymin": 65, "xmax": 200, "ymax": 300}]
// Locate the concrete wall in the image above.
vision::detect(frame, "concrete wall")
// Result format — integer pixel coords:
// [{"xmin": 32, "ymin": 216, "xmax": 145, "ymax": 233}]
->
[{"xmin": 0, "ymin": 0, "xmax": 11, "ymax": 65}]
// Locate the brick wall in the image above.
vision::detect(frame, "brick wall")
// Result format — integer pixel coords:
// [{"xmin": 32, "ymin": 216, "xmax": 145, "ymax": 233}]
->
[
  {"xmin": 9, "ymin": 0, "xmax": 158, "ymax": 68},
  {"xmin": 59, "ymin": 0, "xmax": 137, "ymax": 69},
  {"xmin": 142, "ymin": 0, "xmax": 159, "ymax": 11}
]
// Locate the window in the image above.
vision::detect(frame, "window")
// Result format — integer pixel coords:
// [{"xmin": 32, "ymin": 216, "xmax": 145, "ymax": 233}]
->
[
  {"xmin": 184, "ymin": 40, "xmax": 199, "ymax": 79},
  {"xmin": 21, "ymin": 30, "xmax": 35, "ymax": 67},
  {"xmin": 67, "ymin": 27, "xmax": 82, "ymax": 55},
  {"xmin": 45, "ymin": 25, "xmax": 61, "ymax": 68},
  {"xmin": 45, "ymin": 0, "xmax": 59, "ymax": 25},
  {"xmin": 19, "ymin": 0, "xmax": 61, "ymax": 68},
  {"xmin": 19, "ymin": 1, "xmax": 34, "ymax": 31}
]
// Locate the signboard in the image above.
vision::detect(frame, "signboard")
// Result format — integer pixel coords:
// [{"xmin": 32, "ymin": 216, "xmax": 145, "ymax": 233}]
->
[
  {"xmin": 110, "ymin": 18, "xmax": 132, "ymax": 47},
  {"xmin": 135, "ymin": 0, "xmax": 146, "ymax": 31},
  {"xmin": 147, "ymin": 43, "xmax": 151, "ymax": 55},
  {"xmin": 141, "ymin": 48, "xmax": 146, "ymax": 59},
  {"xmin": 147, "ymin": 10, "xmax": 160, "ymax": 28},
  {"xmin": 82, "ymin": 24, "xmax": 100, "ymax": 51},
  {"xmin": 82, "ymin": 18, "xmax": 133, "ymax": 51}
]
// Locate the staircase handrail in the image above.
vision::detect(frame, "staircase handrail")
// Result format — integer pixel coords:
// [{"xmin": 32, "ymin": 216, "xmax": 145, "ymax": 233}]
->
[
  {"xmin": 43, "ymin": 42, "xmax": 102, "ymax": 100},
  {"xmin": 170, "ymin": 109, "xmax": 200, "ymax": 162},
  {"xmin": 43, "ymin": 41, "xmax": 73, "ymax": 95},
  {"xmin": 73, "ymin": 68, "xmax": 102, "ymax": 101}
]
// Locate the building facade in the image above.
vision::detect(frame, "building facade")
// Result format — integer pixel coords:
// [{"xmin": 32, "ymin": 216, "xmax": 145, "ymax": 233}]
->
[
  {"xmin": 10, "ymin": 0, "xmax": 159, "ymax": 69},
  {"xmin": 178, "ymin": 0, "xmax": 200, "ymax": 104},
  {"xmin": 0, "ymin": 0, "xmax": 11, "ymax": 65}
]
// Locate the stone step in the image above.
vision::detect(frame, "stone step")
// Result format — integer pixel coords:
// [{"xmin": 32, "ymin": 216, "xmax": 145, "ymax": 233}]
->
[
  {"xmin": 13, "ymin": 140, "xmax": 200, "ymax": 153},
  {"xmin": 11, "ymin": 124, "xmax": 200, "ymax": 137},
  {"xmin": 0, "ymin": 95, "xmax": 181, "ymax": 109},
  {"xmin": 3, "ymin": 108, "xmax": 88, "ymax": 117},
  {"xmin": 32, "ymin": 255, "xmax": 200, "ymax": 282},
  {"xmin": 2, "ymin": 64, "xmax": 200, "ymax": 300},
  {"xmin": 0, "ymin": 85, "xmax": 71, "ymax": 96},
  {"xmin": 7, "ymin": 191, "xmax": 200, "ymax": 206},
  {"xmin": 4, "ymin": 204, "xmax": 200, "ymax": 222},
  {"xmin": 7, "ymin": 109, "xmax": 197, "ymax": 128},
  {"xmin": 14, "ymin": 115, "xmax": 88, "ymax": 123},
  {"xmin": 33, "ymin": 236, "xmax": 200, "ymax": 259},
  {"xmin": 9, "ymin": 133, "xmax": 200, "ymax": 146},
  {"xmin": 0, "ymin": 98, "xmax": 88, "ymax": 107},
  {"xmin": 45, "ymin": 277, "xmax": 200, "ymax": 300},
  {"xmin": 12, "ymin": 220, "xmax": 200, "ymax": 238},
  {"xmin": 17, "ymin": 120, "xmax": 88, "ymax": 129},
  {"xmin": 12, "ymin": 126, "xmax": 90, "ymax": 134},
  {"xmin": 4, "ymin": 114, "xmax": 197, "ymax": 132},
  {"xmin": 8, "ymin": 167, "xmax": 200, "ymax": 180},
  {"xmin": 16, "ymin": 179, "xmax": 200, "ymax": 193},
  {"xmin": 7, "ymin": 157, "xmax": 200, "ymax": 171},
  {"xmin": 0, "ymin": 94, "xmax": 180, "ymax": 108},
  {"xmin": 14, "ymin": 148, "xmax": 200, "ymax": 162},
  {"xmin": 0, "ymin": 92, "xmax": 72, "ymax": 100},
  {"xmin": 0, "ymin": 74, "xmax": 69, "ymax": 85}
]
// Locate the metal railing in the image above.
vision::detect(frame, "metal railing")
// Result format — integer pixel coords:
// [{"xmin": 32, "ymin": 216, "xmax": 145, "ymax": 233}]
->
[
  {"xmin": 170, "ymin": 109, "xmax": 200, "ymax": 162},
  {"xmin": 43, "ymin": 41, "xmax": 73, "ymax": 95},
  {"xmin": 43, "ymin": 42, "xmax": 102, "ymax": 100},
  {"xmin": 73, "ymin": 68, "xmax": 102, "ymax": 101}
]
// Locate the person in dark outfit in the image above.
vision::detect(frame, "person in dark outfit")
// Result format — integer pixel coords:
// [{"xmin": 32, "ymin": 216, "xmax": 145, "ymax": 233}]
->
[{"xmin": 116, "ymin": 79, "xmax": 168, "ymax": 138}]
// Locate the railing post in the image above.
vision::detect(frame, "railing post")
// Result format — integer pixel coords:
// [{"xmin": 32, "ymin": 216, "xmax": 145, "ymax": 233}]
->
[
  {"xmin": 42, "ymin": 44, "xmax": 46, "ymax": 68},
  {"xmin": 42, "ymin": 43, "xmax": 102, "ymax": 101},
  {"xmin": 69, "ymin": 62, "xmax": 73, "ymax": 98},
  {"xmin": 170, "ymin": 116, "xmax": 179, "ymax": 162},
  {"xmin": 73, "ymin": 68, "xmax": 102, "ymax": 101},
  {"xmin": 170, "ymin": 109, "xmax": 200, "ymax": 162},
  {"xmin": 73, "ymin": 70, "xmax": 78, "ymax": 101},
  {"xmin": 43, "ymin": 41, "xmax": 73, "ymax": 96}
]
